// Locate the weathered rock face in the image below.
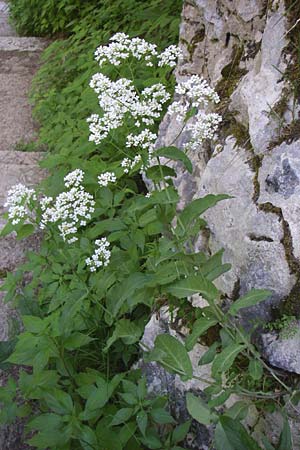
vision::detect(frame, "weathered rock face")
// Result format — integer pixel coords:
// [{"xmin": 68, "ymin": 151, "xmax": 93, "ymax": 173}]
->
[{"xmin": 158, "ymin": 0, "xmax": 300, "ymax": 375}]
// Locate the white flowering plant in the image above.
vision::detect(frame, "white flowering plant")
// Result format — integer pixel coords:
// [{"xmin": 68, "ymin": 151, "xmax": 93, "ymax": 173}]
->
[{"xmin": 0, "ymin": 34, "xmax": 293, "ymax": 450}]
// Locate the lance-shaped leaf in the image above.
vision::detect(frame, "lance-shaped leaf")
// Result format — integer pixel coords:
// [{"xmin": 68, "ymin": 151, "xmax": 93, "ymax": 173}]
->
[
  {"xmin": 186, "ymin": 392, "xmax": 217, "ymax": 425},
  {"xmin": 212, "ymin": 343, "xmax": 246, "ymax": 379},
  {"xmin": 155, "ymin": 146, "xmax": 193, "ymax": 173},
  {"xmin": 164, "ymin": 273, "xmax": 219, "ymax": 302},
  {"xmin": 178, "ymin": 194, "xmax": 231, "ymax": 230},
  {"xmin": 145, "ymin": 334, "xmax": 193, "ymax": 381},
  {"xmin": 104, "ymin": 319, "xmax": 143, "ymax": 352},
  {"xmin": 228, "ymin": 289, "xmax": 271, "ymax": 315},
  {"xmin": 218, "ymin": 415, "xmax": 262, "ymax": 450},
  {"xmin": 185, "ymin": 317, "xmax": 218, "ymax": 351}
]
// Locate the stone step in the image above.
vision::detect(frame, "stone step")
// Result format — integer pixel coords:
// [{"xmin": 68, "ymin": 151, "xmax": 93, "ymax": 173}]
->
[
  {"xmin": 0, "ymin": 37, "xmax": 48, "ymax": 52},
  {"xmin": 0, "ymin": 49, "xmax": 43, "ymax": 152},
  {"xmin": 0, "ymin": 1, "xmax": 16, "ymax": 37},
  {"xmin": 0, "ymin": 151, "xmax": 45, "ymax": 208}
]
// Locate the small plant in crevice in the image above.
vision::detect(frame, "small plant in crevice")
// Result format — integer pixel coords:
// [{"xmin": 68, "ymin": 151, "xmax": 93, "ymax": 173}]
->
[{"xmin": 0, "ymin": 33, "xmax": 297, "ymax": 450}]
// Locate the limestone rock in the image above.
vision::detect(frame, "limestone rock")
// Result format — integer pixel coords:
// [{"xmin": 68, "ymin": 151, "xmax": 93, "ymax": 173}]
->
[
  {"xmin": 261, "ymin": 321, "xmax": 300, "ymax": 374},
  {"xmin": 196, "ymin": 137, "xmax": 294, "ymax": 324}
]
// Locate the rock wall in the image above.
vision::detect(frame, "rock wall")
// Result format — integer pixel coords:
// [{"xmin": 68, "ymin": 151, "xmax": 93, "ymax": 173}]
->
[{"xmin": 158, "ymin": 0, "xmax": 300, "ymax": 374}]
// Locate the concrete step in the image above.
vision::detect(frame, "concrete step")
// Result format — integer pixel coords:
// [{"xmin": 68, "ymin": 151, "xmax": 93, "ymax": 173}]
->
[
  {"xmin": 0, "ymin": 37, "xmax": 48, "ymax": 52},
  {"xmin": 0, "ymin": 49, "xmax": 44, "ymax": 152},
  {"xmin": 0, "ymin": 151, "xmax": 45, "ymax": 207},
  {"xmin": 0, "ymin": 1, "xmax": 17, "ymax": 37}
]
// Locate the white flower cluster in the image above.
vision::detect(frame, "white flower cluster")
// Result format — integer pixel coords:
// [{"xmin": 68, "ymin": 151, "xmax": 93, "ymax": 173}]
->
[
  {"xmin": 40, "ymin": 169, "xmax": 95, "ymax": 244},
  {"xmin": 121, "ymin": 155, "xmax": 142, "ymax": 174},
  {"xmin": 86, "ymin": 237, "xmax": 111, "ymax": 272},
  {"xmin": 4, "ymin": 184, "xmax": 36, "ymax": 225},
  {"xmin": 64, "ymin": 169, "xmax": 84, "ymax": 188},
  {"xmin": 94, "ymin": 33, "xmax": 181, "ymax": 70},
  {"xmin": 95, "ymin": 33, "xmax": 158, "ymax": 67},
  {"xmin": 185, "ymin": 113, "xmax": 222, "ymax": 151},
  {"xmin": 88, "ymin": 73, "xmax": 170, "ymax": 144},
  {"xmin": 126, "ymin": 129, "xmax": 157, "ymax": 151},
  {"xmin": 158, "ymin": 45, "xmax": 183, "ymax": 67},
  {"xmin": 167, "ymin": 75, "xmax": 222, "ymax": 150},
  {"xmin": 175, "ymin": 75, "xmax": 220, "ymax": 106},
  {"xmin": 98, "ymin": 171, "xmax": 117, "ymax": 187}
]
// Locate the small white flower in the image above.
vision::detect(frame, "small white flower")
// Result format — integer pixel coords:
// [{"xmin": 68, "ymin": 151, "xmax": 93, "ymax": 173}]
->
[
  {"xmin": 86, "ymin": 237, "xmax": 111, "ymax": 272},
  {"xmin": 121, "ymin": 155, "xmax": 142, "ymax": 173},
  {"xmin": 98, "ymin": 171, "xmax": 117, "ymax": 187},
  {"xmin": 94, "ymin": 34, "xmax": 157, "ymax": 68},
  {"xmin": 158, "ymin": 45, "xmax": 183, "ymax": 67},
  {"xmin": 64, "ymin": 169, "xmax": 84, "ymax": 188},
  {"xmin": 40, "ymin": 170, "xmax": 95, "ymax": 243},
  {"xmin": 4, "ymin": 183, "xmax": 36, "ymax": 225},
  {"xmin": 126, "ymin": 129, "xmax": 157, "ymax": 150}
]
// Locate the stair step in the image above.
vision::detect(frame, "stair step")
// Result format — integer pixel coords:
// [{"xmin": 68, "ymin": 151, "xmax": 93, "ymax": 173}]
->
[{"xmin": 0, "ymin": 37, "xmax": 48, "ymax": 52}]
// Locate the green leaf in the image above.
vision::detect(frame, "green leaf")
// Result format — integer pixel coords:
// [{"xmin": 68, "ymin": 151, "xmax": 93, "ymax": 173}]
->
[
  {"xmin": 104, "ymin": 319, "xmax": 142, "ymax": 352},
  {"xmin": 64, "ymin": 332, "xmax": 94, "ymax": 350},
  {"xmin": 214, "ymin": 422, "xmax": 235, "ymax": 450},
  {"xmin": 185, "ymin": 317, "xmax": 218, "ymax": 351},
  {"xmin": 208, "ymin": 390, "xmax": 231, "ymax": 408},
  {"xmin": 95, "ymin": 423, "xmax": 122, "ymax": 450},
  {"xmin": 184, "ymin": 106, "xmax": 198, "ymax": 122},
  {"xmin": 171, "ymin": 421, "xmax": 191, "ymax": 444},
  {"xmin": 178, "ymin": 194, "xmax": 230, "ymax": 230},
  {"xmin": 225, "ymin": 401, "xmax": 249, "ymax": 421},
  {"xmin": 198, "ymin": 341, "xmax": 219, "ymax": 366},
  {"xmin": 186, "ymin": 392, "xmax": 216, "ymax": 425},
  {"xmin": 28, "ymin": 413, "xmax": 63, "ymax": 432},
  {"xmin": 277, "ymin": 417, "xmax": 292, "ymax": 450},
  {"xmin": 228, "ymin": 289, "xmax": 271, "ymax": 315},
  {"xmin": 136, "ymin": 410, "xmax": 148, "ymax": 437},
  {"xmin": 43, "ymin": 389, "xmax": 73, "ymax": 415},
  {"xmin": 138, "ymin": 208, "xmax": 157, "ymax": 227},
  {"xmin": 155, "ymin": 146, "xmax": 193, "ymax": 173},
  {"xmin": 146, "ymin": 165, "xmax": 176, "ymax": 182},
  {"xmin": 150, "ymin": 408, "xmax": 175, "ymax": 424},
  {"xmin": 110, "ymin": 408, "xmax": 133, "ymax": 426},
  {"xmin": 85, "ymin": 379, "xmax": 112, "ymax": 412},
  {"xmin": 87, "ymin": 218, "xmax": 127, "ymax": 239},
  {"xmin": 261, "ymin": 436, "xmax": 275, "ymax": 450},
  {"xmin": 22, "ymin": 315, "xmax": 46, "ymax": 334},
  {"xmin": 0, "ymin": 221, "xmax": 14, "ymax": 237},
  {"xmin": 16, "ymin": 224, "xmax": 35, "ymax": 240},
  {"xmin": 0, "ymin": 339, "xmax": 17, "ymax": 369},
  {"xmin": 248, "ymin": 359, "xmax": 263, "ymax": 381},
  {"xmin": 146, "ymin": 334, "xmax": 193, "ymax": 381},
  {"xmin": 219, "ymin": 415, "xmax": 262, "ymax": 450},
  {"xmin": 212, "ymin": 343, "xmax": 246, "ymax": 379},
  {"xmin": 165, "ymin": 273, "xmax": 219, "ymax": 302},
  {"xmin": 141, "ymin": 429, "xmax": 162, "ymax": 449}
]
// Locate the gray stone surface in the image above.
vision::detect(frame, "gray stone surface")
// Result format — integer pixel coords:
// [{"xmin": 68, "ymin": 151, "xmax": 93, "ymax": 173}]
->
[
  {"xmin": 0, "ymin": 37, "xmax": 48, "ymax": 52},
  {"xmin": 0, "ymin": 51, "xmax": 41, "ymax": 152},
  {"xmin": 0, "ymin": 1, "xmax": 16, "ymax": 37},
  {"xmin": 258, "ymin": 141, "xmax": 300, "ymax": 260},
  {"xmin": 196, "ymin": 137, "xmax": 294, "ymax": 324},
  {"xmin": 261, "ymin": 321, "xmax": 300, "ymax": 374},
  {"xmin": 230, "ymin": 1, "xmax": 287, "ymax": 154}
]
